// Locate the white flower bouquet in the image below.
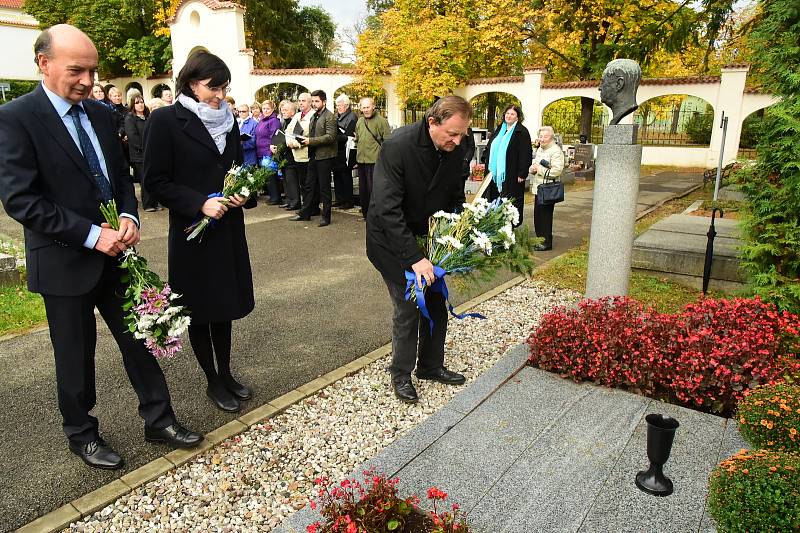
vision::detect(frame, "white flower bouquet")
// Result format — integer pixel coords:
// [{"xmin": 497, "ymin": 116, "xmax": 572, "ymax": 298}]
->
[
  {"xmin": 100, "ymin": 200, "xmax": 191, "ymax": 358},
  {"xmin": 185, "ymin": 163, "xmax": 272, "ymax": 241}
]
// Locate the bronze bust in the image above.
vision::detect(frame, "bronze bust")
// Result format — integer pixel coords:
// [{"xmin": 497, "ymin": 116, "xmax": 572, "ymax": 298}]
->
[{"xmin": 599, "ymin": 59, "xmax": 642, "ymax": 125}]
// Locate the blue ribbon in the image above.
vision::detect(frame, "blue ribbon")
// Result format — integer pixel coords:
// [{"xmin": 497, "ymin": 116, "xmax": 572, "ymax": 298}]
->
[{"xmin": 404, "ymin": 265, "xmax": 486, "ymax": 334}]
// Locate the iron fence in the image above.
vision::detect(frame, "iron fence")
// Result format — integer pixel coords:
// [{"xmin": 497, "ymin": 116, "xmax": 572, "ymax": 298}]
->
[{"xmin": 633, "ymin": 104, "xmax": 714, "ymax": 146}]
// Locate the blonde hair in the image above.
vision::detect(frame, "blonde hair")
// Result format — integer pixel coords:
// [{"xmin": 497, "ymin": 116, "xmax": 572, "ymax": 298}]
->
[
  {"xmin": 261, "ymin": 99, "xmax": 276, "ymax": 109},
  {"xmin": 148, "ymin": 98, "xmax": 166, "ymax": 110}
]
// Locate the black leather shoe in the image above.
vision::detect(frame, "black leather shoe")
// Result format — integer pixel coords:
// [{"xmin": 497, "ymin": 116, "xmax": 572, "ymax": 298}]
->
[
  {"xmin": 145, "ymin": 422, "xmax": 204, "ymax": 448},
  {"xmin": 279, "ymin": 203, "xmax": 290, "ymax": 208},
  {"xmin": 206, "ymin": 381, "xmax": 241, "ymax": 412},
  {"xmin": 318, "ymin": 219, "xmax": 330, "ymax": 227},
  {"xmin": 69, "ymin": 438, "xmax": 124, "ymax": 470},
  {"xmin": 533, "ymin": 244, "xmax": 552, "ymax": 251},
  {"xmin": 416, "ymin": 367, "xmax": 466, "ymax": 385},
  {"xmin": 290, "ymin": 214, "xmax": 310, "ymax": 221},
  {"xmin": 392, "ymin": 377, "xmax": 419, "ymax": 403},
  {"xmin": 222, "ymin": 375, "xmax": 252, "ymax": 400}
]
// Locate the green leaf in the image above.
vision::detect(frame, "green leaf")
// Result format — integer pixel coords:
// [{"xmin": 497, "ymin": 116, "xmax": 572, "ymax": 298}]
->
[{"xmin": 387, "ymin": 519, "xmax": 400, "ymax": 530}]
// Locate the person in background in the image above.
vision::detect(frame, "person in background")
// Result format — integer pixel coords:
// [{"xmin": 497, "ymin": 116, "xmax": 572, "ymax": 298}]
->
[
  {"xmin": 124, "ymin": 95, "xmax": 158, "ymax": 211},
  {"xmin": 529, "ymin": 125, "xmax": 565, "ymax": 251},
  {"xmin": 90, "ymin": 83, "xmax": 112, "ymax": 108},
  {"xmin": 125, "ymin": 87, "xmax": 141, "ymax": 106},
  {"xmin": 148, "ymin": 97, "xmax": 167, "ymax": 111},
  {"xmin": 237, "ymin": 104, "xmax": 257, "ymax": 167},
  {"xmin": 482, "ymin": 104, "xmax": 532, "ymax": 227},
  {"xmin": 224, "ymin": 95, "xmax": 236, "ymax": 108},
  {"xmin": 160, "ymin": 88, "xmax": 173, "ymax": 105},
  {"xmin": 333, "ymin": 93, "xmax": 356, "ymax": 210},
  {"xmin": 353, "ymin": 96, "xmax": 390, "ymax": 220},
  {"xmin": 143, "ymin": 50, "xmax": 255, "ymax": 414},
  {"xmin": 255, "ymin": 99, "xmax": 281, "ymax": 204},
  {"xmin": 106, "ymin": 85, "xmax": 129, "ymax": 163},
  {"xmin": 284, "ymin": 93, "xmax": 314, "ymax": 212},
  {"xmin": 271, "ymin": 99, "xmax": 300, "ymax": 210},
  {"xmin": 460, "ymin": 127, "xmax": 476, "ymax": 182}
]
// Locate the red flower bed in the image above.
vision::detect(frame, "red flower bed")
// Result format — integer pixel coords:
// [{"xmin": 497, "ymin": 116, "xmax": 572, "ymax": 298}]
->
[{"xmin": 527, "ymin": 296, "xmax": 800, "ymax": 415}]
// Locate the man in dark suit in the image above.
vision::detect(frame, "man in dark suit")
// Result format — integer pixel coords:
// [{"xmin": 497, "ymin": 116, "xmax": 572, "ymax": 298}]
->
[
  {"xmin": 0, "ymin": 24, "xmax": 202, "ymax": 470},
  {"xmin": 366, "ymin": 96, "xmax": 473, "ymax": 403}
]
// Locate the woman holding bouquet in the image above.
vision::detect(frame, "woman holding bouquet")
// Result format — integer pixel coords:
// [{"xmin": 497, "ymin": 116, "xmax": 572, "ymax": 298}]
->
[
  {"xmin": 481, "ymin": 104, "xmax": 532, "ymax": 227},
  {"xmin": 143, "ymin": 50, "xmax": 255, "ymax": 413}
]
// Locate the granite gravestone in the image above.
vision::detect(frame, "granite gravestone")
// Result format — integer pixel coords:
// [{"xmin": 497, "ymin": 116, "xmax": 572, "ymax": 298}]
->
[{"xmin": 586, "ymin": 59, "xmax": 644, "ymax": 298}]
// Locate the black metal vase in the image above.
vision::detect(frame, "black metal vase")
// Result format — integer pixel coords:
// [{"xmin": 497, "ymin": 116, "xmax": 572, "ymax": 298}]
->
[{"xmin": 635, "ymin": 413, "xmax": 679, "ymax": 496}]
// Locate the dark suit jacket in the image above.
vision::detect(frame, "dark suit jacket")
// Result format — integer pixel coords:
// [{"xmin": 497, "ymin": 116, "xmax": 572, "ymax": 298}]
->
[
  {"xmin": 366, "ymin": 120, "xmax": 465, "ymax": 285},
  {"xmin": 124, "ymin": 113, "xmax": 147, "ymax": 163},
  {"xmin": 0, "ymin": 84, "xmax": 138, "ymax": 296},
  {"xmin": 483, "ymin": 122, "xmax": 533, "ymax": 198},
  {"xmin": 142, "ymin": 101, "xmax": 255, "ymax": 324}
]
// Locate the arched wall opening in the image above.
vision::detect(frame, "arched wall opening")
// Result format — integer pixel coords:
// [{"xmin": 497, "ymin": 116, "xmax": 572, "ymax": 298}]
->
[
  {"xmin": 738, "ymin": 104, "xmax": 776, "ymax": 160},
  {"xmin": 254, "ymin": 83, "xmax": 310, "ymax": 105},
  {"xmin": 333, "ymin": 83, "xmax": 388, "ymax": 118},
  {"xmin": 634, "ymin": 94, "xmax": 715, "ymax": 147},
  {"xmin": 468, "ymin": 92, "xmax": 522, "ymax": 134},
  {"xmin": 541, "ymin": 97, "xmax": 608, "ymax": 145}
]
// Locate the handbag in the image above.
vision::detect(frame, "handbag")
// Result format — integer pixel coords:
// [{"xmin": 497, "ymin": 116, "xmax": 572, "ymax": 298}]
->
[{"xmin": 535, "ymin": 169, "xmax": 564, "ymax": 206}]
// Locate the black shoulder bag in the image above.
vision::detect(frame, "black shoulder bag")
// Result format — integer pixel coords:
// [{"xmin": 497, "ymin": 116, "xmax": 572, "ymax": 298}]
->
[{"xmin": 536, "ymin": 166, "xmax": 565, "ymax": 206}]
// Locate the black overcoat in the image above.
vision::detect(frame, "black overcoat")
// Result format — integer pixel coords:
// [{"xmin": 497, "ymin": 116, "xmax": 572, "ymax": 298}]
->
[
  {"xmin": 366, "ymin": 120, "xmax": 465, "ymax": 285},
  {"xmin": 142, "ymin": 102, "xmax": 255, "ymax": 324},
  {"xmin": 483, "ymin": 122, "xmax": 533, "ymax": 199}
]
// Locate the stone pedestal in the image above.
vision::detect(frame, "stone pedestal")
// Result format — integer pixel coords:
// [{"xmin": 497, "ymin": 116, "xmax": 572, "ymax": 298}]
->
[{"xmin": 585, "ymin": 124, "xmax": 642, "ymax": 298}]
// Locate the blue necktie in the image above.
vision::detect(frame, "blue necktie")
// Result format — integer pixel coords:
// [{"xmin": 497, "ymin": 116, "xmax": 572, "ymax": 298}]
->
[{"xmin": 68, "ymin": 105, "xmax": 113, "ymax": 202}]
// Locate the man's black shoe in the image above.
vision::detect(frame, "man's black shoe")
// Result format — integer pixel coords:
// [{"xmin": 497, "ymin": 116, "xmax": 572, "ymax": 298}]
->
[
  {"xmin": 416, "ymin": 367, "xmax": 466, "ymax": 385},
  {"xmin": 145, "ymin": 422, "xmax": 204, "ymax": 449},
  {"xmin": 279, "ymin": 203, "xmax": 290, "ymax": 208},
  {"xmin": 533, "ymin": 244, "xmax": 552, "ymax": 251},
  {"xmin": 206, "ymin": 381, "xmax": 241, "ymax": 412},
  {"xmin": 392, "ymin": 377, "xmax": 418, "ymax": 403},
  {"xmin": 318, "ymin": 219, "xmax": 330, "ymax": 227},
  {"xmin": 69, "ymin": 438, "xmax": 124, "ymax": 470},
  {"xmin": 290, "ymin": 214, "xmax": 310, "ymax": 221}
]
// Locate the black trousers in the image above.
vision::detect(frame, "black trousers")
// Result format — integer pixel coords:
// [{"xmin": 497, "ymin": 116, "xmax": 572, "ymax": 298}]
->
[
  {"xmin": 132, "ymin": 162, "xmax": 157, "ymax": 210},
  {"xmin": 384, "ymin": 278, "xmax": 448, "ymax": 381},
  {"xmin": 358, "ymin": 163, "xmax": 375, "ymax": 218},
  {"xmin": 301, "ymin": 157, "xmax": 334, "ymax": 220},
  {"xmin": 282, "ymin": 164, "xmax": 301, "ymax": 208},
  {"xmin": 333, "ymin": 154, "xmax": 353, "ymax": 205},
  {"xmin": 41, "ymin": 256, "xmax": 176, "ymax": 445},
  {"xmin": 533, "ymin": 197, "xmax": 555, "ymax": 246},
  {"xmin": 294, "ymin": 161, "xmax": 309, "ymax": 206}
]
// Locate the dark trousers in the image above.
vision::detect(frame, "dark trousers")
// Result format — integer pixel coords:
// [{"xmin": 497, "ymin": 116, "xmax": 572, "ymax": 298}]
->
[
  {"xmin": 282, "ymin": 164, "xmax": 301, "ymax": 208},
  {"xmin": 301, "ymin": 157, "xmax": 334, "ymax": 220},
  {"xmin": 384, "ymin": 278, "xmax": 448, "ymax": 381},
  {"xmin": 358, "ymin": 163, "xmax": 375, "ymax": 218},
  {"xmin": 533, "ymin": 198, "xmax": 555, "ymax": 246},
  {"xmin": 132, "ymin": 162, "xmax": 157, "ymax": 210},
  {"xmin": 294, "ymin": 161, "xmax": 309, "ymax": 207},
  {"xmin": 41, "ymin": 256, "xmax": 176, "ymax": 445},
  {"xmin": 266, "ymin": 172, "xmax": 282, "ymax": 204},
  {"xmin": 484, "ymin": 179, "xmax": 525, "ymax": 227},
  {"xmin": 333, "ymin": 155, "xmax": 353, "ymax": 206}
]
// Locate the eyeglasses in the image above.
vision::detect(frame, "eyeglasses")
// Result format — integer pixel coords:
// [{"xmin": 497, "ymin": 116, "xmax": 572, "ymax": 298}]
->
[{"xmin": 200, "ymin": 82, "xmax": 231, "ymax": 95}]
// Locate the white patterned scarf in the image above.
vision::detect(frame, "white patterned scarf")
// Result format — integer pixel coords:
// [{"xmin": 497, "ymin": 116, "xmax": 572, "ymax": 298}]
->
[{"xmin": 177, "ymin": 93, "xmax": 235, "ymax": 154}]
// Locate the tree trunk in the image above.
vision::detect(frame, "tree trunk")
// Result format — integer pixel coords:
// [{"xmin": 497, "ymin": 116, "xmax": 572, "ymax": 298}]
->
[
  {"xmin": 670, "ymin": 106, "xmax": 680, "ymax": 134},
  {"xmin": 580, "ymin": 97, "xmax": 594, "ymax": 142},
  {"xmin": 486, "ymin": 93, "xmax": 498, "ymax": 132}
]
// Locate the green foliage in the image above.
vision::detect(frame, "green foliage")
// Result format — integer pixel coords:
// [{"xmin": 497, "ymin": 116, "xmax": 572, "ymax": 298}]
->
[
  {"xmin": 736, "ymin": 0, "xmax": 800, "ymax": 314},
  {"xmin": 0, "ymin": 80, "xmax": 39, "ymax": 104},
  {"xmin": 708, "ymin": 449, "xmax": 800, "ymax": 532},
  {"xmin": 0, "ymin": 284, "xmax": 46, "ymax": 336},
  {"xmin": 117, "ymin": 36, "xmax": 172, "ymax": 78},
  {"xmin": 685, "ymin": 108, "xmax": 714, "ymax": 144},
  {"xmin": 737, "ymin": 383, "xmax": 800, "ymax": 452}
]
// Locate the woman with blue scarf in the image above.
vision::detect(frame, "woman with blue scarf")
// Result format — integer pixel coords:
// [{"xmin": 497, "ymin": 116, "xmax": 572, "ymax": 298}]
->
[{"xmin": 482, "ymin": 104, "xmax": 532, "ymax": 227}]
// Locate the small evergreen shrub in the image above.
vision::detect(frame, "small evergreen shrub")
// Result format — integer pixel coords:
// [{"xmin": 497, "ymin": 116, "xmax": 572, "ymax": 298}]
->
[
  {"xmin": 708, "ymin": 449, "xmax": 800, "ymax": 532},
  {"xmin": 737, "ymin": 383, "xmax": 800, "ymax": 452}
]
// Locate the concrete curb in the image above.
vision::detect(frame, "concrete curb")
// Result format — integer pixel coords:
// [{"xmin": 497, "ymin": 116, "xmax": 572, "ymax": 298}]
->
[{"xmin": 14, "ymin": 276, "xmax": 528, "ymax": 533}]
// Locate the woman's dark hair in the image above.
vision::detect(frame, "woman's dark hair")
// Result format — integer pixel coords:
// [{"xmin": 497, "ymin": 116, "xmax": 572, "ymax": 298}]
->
[
  {"xmin": 128, "ymin": 95, "xmax": 149, "ymax": 118},
  {"xmin": 176, "ymin": 50, "xmax": 231, "ymax": 101},
  {"xmin": 503, "ymin": 104, "xmax": 524, "ymax": 123}
]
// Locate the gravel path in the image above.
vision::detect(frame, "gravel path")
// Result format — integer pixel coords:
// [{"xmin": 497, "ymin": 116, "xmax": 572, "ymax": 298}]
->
[{"xmin": 66, "ymin": 281, "xmax": 579, "ymax": 532}]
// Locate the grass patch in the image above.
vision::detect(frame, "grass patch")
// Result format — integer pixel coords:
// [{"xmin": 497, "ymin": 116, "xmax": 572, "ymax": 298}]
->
[{"xmin": 0, "ymin": 284, "xmax": 46, "ymax": 337}]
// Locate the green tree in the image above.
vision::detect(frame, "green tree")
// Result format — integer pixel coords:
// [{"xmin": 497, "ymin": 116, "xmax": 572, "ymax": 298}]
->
[{"xmin": 737, "ymin": 0, "xmax": 800, "ymax": 313}]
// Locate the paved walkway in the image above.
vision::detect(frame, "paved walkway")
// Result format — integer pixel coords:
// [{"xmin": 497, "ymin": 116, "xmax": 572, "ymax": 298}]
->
[
  {"xmin": 278, "ymin": 344, "xmax": 745, "ymax": 533},
  {"xmin": 2, "ymin": 170, "xmax": 702, "ymax": 532}
]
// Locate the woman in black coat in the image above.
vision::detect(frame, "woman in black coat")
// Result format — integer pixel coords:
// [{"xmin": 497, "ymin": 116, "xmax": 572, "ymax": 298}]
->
[
  {"xmin": 143, "ymin": 50, "xmax": 255, "ymax": 414},
  {"xmin": 482, "ymin": 104, "xmax": 533, "ymax": 227},
  {"xmin": 124, "ymin": 95, "xmax": 159, "ymax": 211}
]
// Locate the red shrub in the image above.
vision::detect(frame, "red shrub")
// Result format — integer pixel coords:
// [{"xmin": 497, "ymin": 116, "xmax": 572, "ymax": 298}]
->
[{"xmin": 527, "ymin": 296, "xmax": 800, "ymax": 415}]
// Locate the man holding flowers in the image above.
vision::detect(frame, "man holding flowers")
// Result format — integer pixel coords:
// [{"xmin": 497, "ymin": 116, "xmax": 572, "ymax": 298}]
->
[
  {"xmin": 0, "ymin": 25, "xmax": 202, "ymax": 470},
  {"xmin": 366, "ymin": 96, "xmax": 472, "ymax": 403}
]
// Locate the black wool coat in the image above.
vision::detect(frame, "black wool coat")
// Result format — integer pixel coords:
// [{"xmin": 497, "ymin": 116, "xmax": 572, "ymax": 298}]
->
[
  {"xmin": 366, "ymin": 120, "xmax": 466, "ymax": 285},
  {"xmin": 482, "ymin": 122, "xmax": 533, "ymax": 199},
  {"xmin": 143, "ymin": 102, "xmax": 255, "ymax": 324}
]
